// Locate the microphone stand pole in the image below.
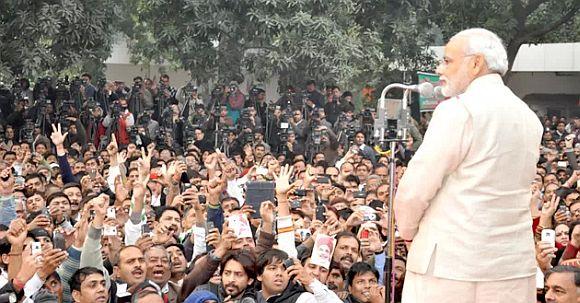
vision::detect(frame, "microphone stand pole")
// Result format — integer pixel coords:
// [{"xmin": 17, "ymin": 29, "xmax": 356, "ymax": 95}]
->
[{"xmin": 377, "ymin": 85, "xmax": 411, "ymax": 303}]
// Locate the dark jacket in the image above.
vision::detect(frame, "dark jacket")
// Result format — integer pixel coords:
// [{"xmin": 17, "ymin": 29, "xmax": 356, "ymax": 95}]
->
[
  {"xmin": 257, "ymin": 281, "xmax": 309, "ymax": 303},
  {"xmin": 195, "ymin": 282, "xmax": 258, "ymax": 303}
]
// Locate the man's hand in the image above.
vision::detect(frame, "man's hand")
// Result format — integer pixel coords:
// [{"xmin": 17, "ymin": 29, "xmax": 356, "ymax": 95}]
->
[
  {"xmin": 50, "ymin": 124, "xmax": 68, "ymax": 151},
  {"xmin": 541, "ymin": 195, "xmax": 559, "ymax": 218},
  {"xmin": 287, "ymin": 259, "xmax": 314, "ymax": 287},
  {"xmin": 345, "ymin": 211, "xmax": 364, "ymax": 229},
  {"xmin": 260, "ymin": 201, "xmax": 276, "ymax": 225},
  {"xmin": 135, "ymin": 234, "xmax": 154, "ymax": 252},
  {"xmin": 536, "ymin": 240, "xmax": 558, "ymax": 272},
  {"xmin": 214, "ymin": 222, "xmax": 235, "ymax": 258},
  {"xmin": 368, "ymin": 285, "xmax": 385, "ymax": 303},
  {"xmin": 107, "ymin": 134, "xmax": 119, "ymax": 157},
  {"xmin": 565, "ymin": 134, "xmax": 575, "ymax": 149},
  {"xmin": 7, "ymin": 218, "xmax": 28, "ymax": 248},
  {"xmin": 91, "ymin": 195, "xmax": 108, "ymax": 228},
  {"xmin": 273, "ymin": 164, "xmax": 295, "ymax": 197},
  {"xmin": 27, "ymin": 215, "xmax": 52, "ymax": 231},
  {"xmin": 15, "ymin": 247, "xmax": 38, "ymax": 287},
  {"xmin": 206, "ymin": 228, "xmax": 221, "ymax": 248},
  {"xmin": 37, "ymin": 248, "xmax": 68, "ymax": 280}
]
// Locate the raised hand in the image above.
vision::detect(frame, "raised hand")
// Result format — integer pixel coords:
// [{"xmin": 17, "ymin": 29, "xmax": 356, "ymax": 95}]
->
[
  {"xmin": 536, "ymin": 240, "xmax": 558, "ymax": 272},
  {"xmin": 138, "ymin": 147, "xmax": 153, "ymax": 178},
  {"xmin": 541, "ymin": 195, "xmax": 559, "ymax": 218},
  {"xmin": 107, "ymin": 134, "xmax": 119, "ymax": 157},
  {"xmin": 37, "ymin": 248, "xmax": 68, "ymax": 280},
  {"xmin": 259, "ymin": 201, "xmax": 276, "ymax": 225},
  {"xmin": 273, "ymin": 164, "xmax": 295, "ymax": 196},
  {"xmin": 7, "ymin": 218, "xmax": 28, "ymax": 246},
  {"xmin": 50, "ymin": 123, "xmax": 68, "ymax": 147}
]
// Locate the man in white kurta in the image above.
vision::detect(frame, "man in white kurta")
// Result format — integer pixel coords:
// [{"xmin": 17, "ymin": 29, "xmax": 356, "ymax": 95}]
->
[{"xmin": 394, "ymin": 28, "xmax": 543, "ymax": 302}]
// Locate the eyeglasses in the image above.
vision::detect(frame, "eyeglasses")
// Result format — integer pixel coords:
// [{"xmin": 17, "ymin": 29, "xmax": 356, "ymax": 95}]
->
[{"xmin": 438, "ymin": 54, "xmax": 477, "ymax": 67}]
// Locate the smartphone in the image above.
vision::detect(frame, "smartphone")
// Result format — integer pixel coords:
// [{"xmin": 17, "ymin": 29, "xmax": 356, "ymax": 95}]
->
[
  {"xmin": 557, "ymin": 161, "xmax": 568, "ymax": 168},
  {"xmin": 315, "ymin": 204, "xmax": 326, "ymax": 221},
  {"xmin": 363, "ymin": 213, "xmax": 378, "ymax": 222},
  {"xmin": 104, "ymin": 226, "xmax": 117, "ymax": 236},
  {"xmin": 360, "ymin": 229, "xmax": 369, "ymax": 239},
  {"xmin": 107, "ymin": 207, "xmax": 116, "ymax": 219},
  {"xmin": 206, "ymin": 222, "xmax": 215, "ymax": 250},
  {"xmin": 198, "ymin": 195, "xmax": 206, "ymax": 204},
  {"xmin": 541, "ymin": 229, "xmax": 556, "ymax": 248},
  {"xmin": 290, "ymin": 200, "xmax": 301, "ymax": 210},
  {"xmin": 245, "ymin": 181, "xmax": 276, "ymax": 218},
  {"xmin": 205, "ymin": 221, "xmax": 215, "ymax": 233},
  {"xmin": 41, "ymin": 208, "xmax": 52, "ymax": 219},
  {"xmin": 294, "ymin": 189, "xmax": 306, "ymax": 197},
  {"xmin": 53, "ymin": 232, "xmax": 66, "ymax": 250},
  {"xmin": 15, "ymin": 176, "xmax": 24, "ymax": 187},
  {"xmin": 282, "ymin": 258, "xmax": 295, "ymax": 269},
  {"xmin": 141, "ymin": 224, "xmax": 151, "ymax": 236},
  {"xmin": 184, "ymin": 183, "xmax": 192, "ymax": 191},
  {"xmin": 353, "ymin": 191, "xmax": 367, "ymax": 199},
  {"xmin": 31, "ymin": 242, "xmax": 42, "ymax": 255},
  {"xmin": 316, "ymin": 176, "xmax": 330, "ymax": 184},
  {"xmin": 89, "ymin": 169, "xmax": 97, "ymax": 179},
  {"xmin": 89, "ymin": 210, "xmax": 96, "ymax": 222}
]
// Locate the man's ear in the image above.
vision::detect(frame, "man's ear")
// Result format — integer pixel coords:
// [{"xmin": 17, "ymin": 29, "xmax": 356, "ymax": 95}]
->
[
  {"xmin": 247, "ymin": 278, "xmax": 254, "ymax": 286},
  {"xmin": 257, "ymin": 274, "xmax": 262, "ymax": 282},
  {"xmin": 1, "ymin": 254, "xmax": 9, "ymax": 265},
  {"xmin": 112, "ymin": 265, "xmax": 119, "ymax": 280},
  {"xmin": 72, "ymin": 290, "xmax": 81, "ymax": 303}
]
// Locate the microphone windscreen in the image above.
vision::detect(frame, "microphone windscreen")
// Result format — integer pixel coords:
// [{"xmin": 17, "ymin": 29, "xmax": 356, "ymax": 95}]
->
[{"xmin": 417, "ymin": 82, "xmax": 434, "ymax": 98}]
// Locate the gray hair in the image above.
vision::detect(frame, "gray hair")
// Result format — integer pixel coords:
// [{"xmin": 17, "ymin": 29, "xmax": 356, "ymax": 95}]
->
[{"xmin": 451, "ymin": 28, "xmax": 509, "ymax": 76}]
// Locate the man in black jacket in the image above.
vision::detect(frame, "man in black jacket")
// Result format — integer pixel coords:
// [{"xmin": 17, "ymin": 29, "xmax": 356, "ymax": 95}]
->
[
  {"xmin": 195, "ymin": 250, "xmax": 258, "ymax": 303},
  {"xmin": 255, "ymin": 249, "xmax": 315, "ymax": 303}
]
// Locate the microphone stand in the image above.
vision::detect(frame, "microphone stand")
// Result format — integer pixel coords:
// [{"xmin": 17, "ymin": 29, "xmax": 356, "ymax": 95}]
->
[{"xmin": 377, "ymin": 84, "xmax": 411, "ymax": 303}]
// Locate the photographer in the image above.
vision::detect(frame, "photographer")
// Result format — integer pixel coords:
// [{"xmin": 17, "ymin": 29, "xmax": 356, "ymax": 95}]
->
[
  {"xmin": 80, "ymin": 73, "xmax": 97, "ymax": 102},
  {"xmin": 102, "ymin": 97, "xmax": 134, "ymax": 146},
  {"xmin": 276, "ymin": 85, "xmax": 303, "ymax": 111},
  {"xmin": 305, "ymin": 80, "xmax": 325, "ymax": 108},
  {"xmin": 189, "ymin": 104, "xmax": 210, "ymax": 128},
  {"xmin": 290, "ymin": 110, "xmax": 308, "ymax": 145},
  {"xmin": 177, "ymin": 83, "xmax": 203, "ymax": 117},
  {"xmin": 324, "ymin": 86, "xmax": 342, "ymax": 126},
  {"xmin": 128, "ymin": 76, "xmax": 154, "ymax": 114},
  {"xmin": 223, "ymin": 82, "xmax": 245, "ymax": 124},
  {"xmin": 96, "ymin": 81, "xmax": 119, "ymax": 114},
  {"xmin": 63, "ymin": 116, "xmax": 87, "ymax": 148}
]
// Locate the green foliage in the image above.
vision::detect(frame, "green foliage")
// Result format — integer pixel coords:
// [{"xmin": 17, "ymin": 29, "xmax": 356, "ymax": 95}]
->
[
  {"xmin": 123, "ymin": 0, "xmax": 386, "ymax": 89},
  {"xmin": 0, "ymin": 0, "xmax": 120, "ymax": 81},
  {"xmin": 0, "ymin": 0, "xmax": 576, "ymax": 88}
]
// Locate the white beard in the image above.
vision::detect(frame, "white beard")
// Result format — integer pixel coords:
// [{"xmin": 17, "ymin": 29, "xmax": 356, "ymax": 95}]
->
[{"xmin": 441, "ymin": 65, "xmax": 472, "ymax": 97}]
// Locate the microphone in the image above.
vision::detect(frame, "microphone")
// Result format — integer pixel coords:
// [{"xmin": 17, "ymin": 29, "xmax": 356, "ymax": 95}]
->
[
  {"xmin": 433, "ymin": 86, "xmax": 445, "ymax": 99},
  {"xmin": 383, "ymin": 82, "xmax": 435, "ymax": 98}
]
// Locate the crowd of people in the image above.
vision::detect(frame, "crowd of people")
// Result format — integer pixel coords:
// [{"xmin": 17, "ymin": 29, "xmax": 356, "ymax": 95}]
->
[{"xmin": 0, "ymin": 71, "xmax": 577, "ymax": 303}]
